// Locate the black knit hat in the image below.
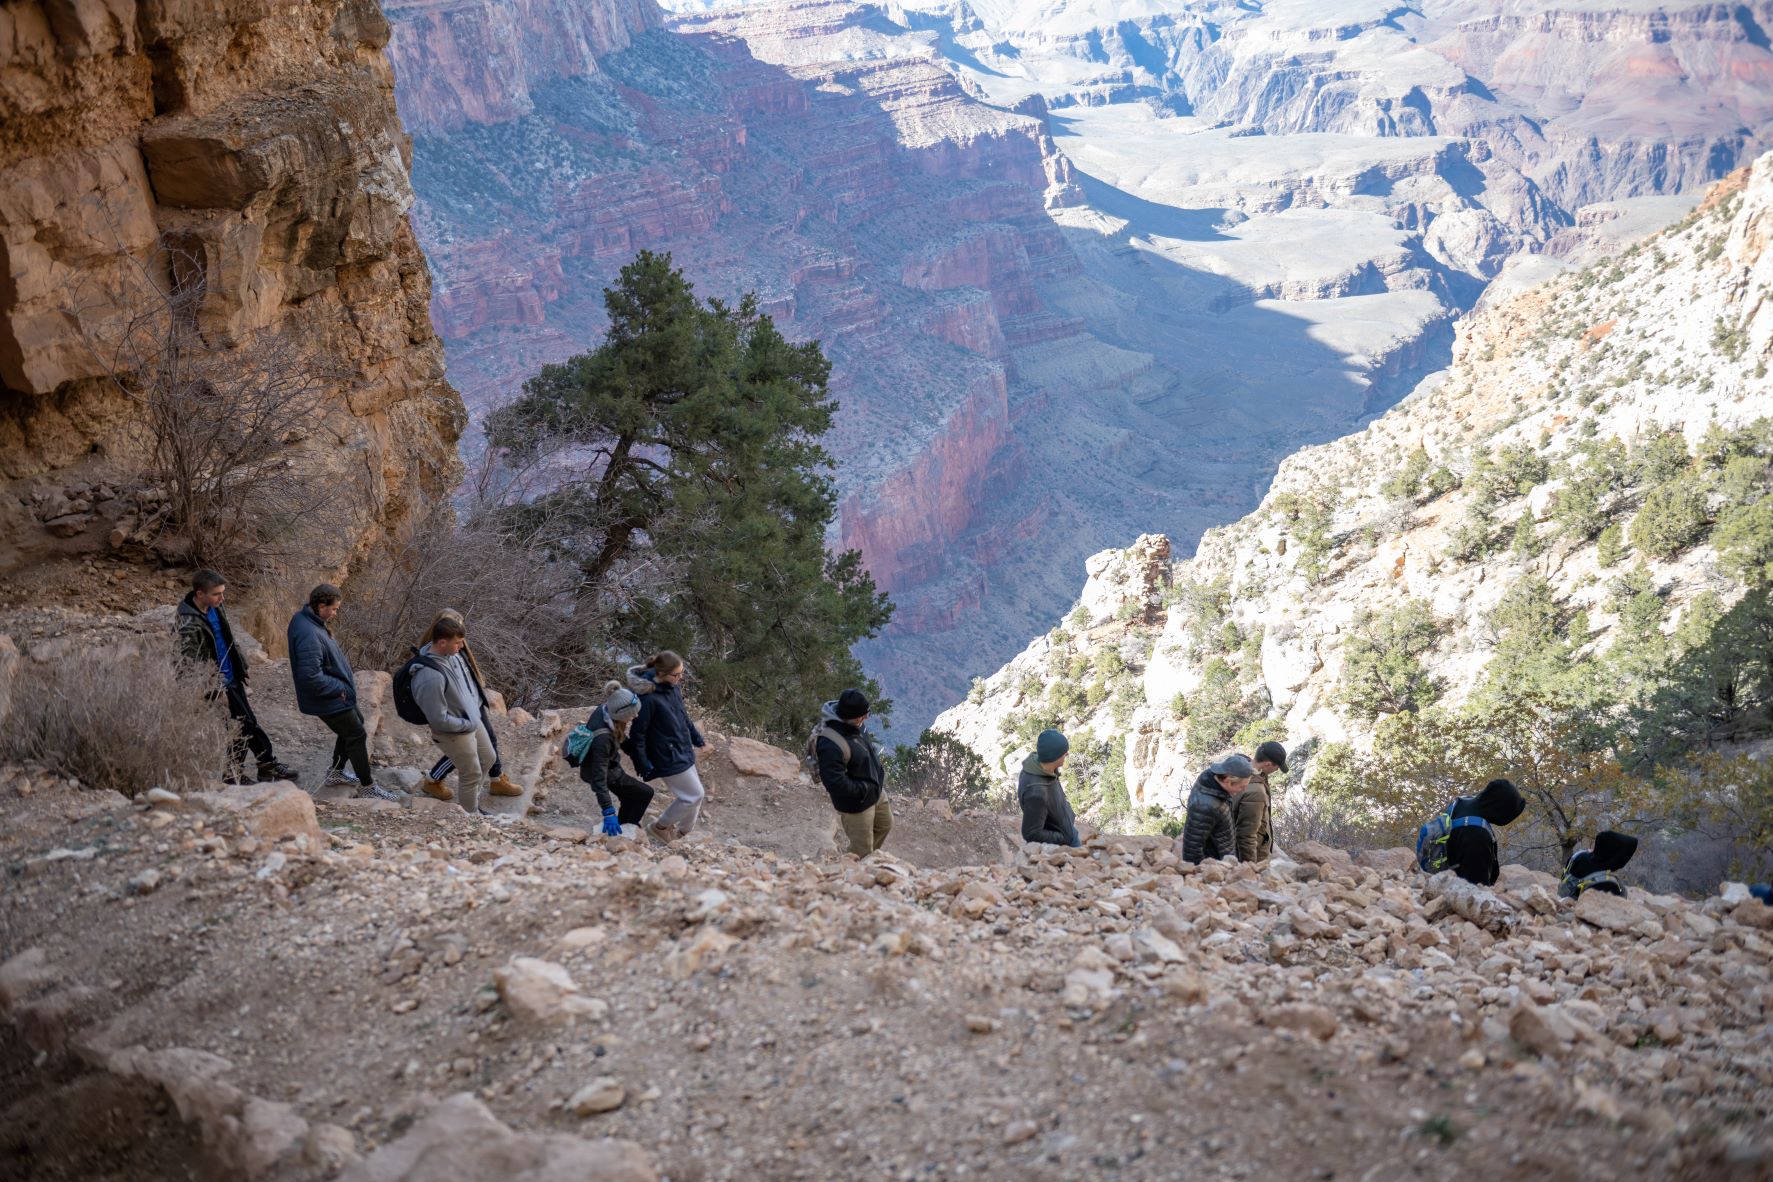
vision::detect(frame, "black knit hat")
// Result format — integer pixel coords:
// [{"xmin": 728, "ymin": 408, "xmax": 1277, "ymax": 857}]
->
[
  {"xmin": 836, "ymin": 689, "xmax": 870, "ymax": 720},
  {"xmin": 1254, "ymin": 740, "xmax": 1288, "ymax": 772}
]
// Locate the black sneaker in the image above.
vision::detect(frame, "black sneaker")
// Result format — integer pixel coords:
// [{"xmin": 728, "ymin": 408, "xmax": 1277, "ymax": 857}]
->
[
  {"xmin": 355, "ymin": 783, "xmax": 401, "ymax": 802},
  {"xmin": 258, "ymin": 762, "xmax": 300, "ymax": 783},
  {"xmin": 224, "ymin": 770, "xmax": 257, "ymax": 786}
]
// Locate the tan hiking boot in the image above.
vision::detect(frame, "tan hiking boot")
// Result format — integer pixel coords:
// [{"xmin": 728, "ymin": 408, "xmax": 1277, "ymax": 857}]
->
[
  {"xmin": 488, "ymin": 774, "xmax": 524, "ymax": 797},
  {"xmin": 648, "ymin": 820, "xmax": 681, "ymax": 844},
  {"xmin": 420, "ymin": 776, "xmax": 453, "ymax": 801}
]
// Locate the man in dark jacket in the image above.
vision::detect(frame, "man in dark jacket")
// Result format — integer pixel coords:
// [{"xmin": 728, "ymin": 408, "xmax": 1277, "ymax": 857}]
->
[
  {"xmin": 1019, "ymin": 729, "xmax": 1079, "ymax": 847},
  {"xmin": 177, "ymin": 569, "xmax": 297, "ymax": 785},
  {"xmin": 815, "ymin": 689, "xmax": 891, "ymax": 857},
  {"xmin": 1233, "ymin": 740, "xmax": 1285, "ymax": 862},
  {"xmin": 1444, "ymin": 778, "xmax": 1525, "ymax": 885},
  {"xmin": 1560, "ymin": 830, "xmax": 1638, "ymax": 899},
  {"xmin": 1182, "ymin": 753, "xmax": 1253, "ymax": 863},
  {"xmin": 287, "ymin": 584, "xmax": 390, "ymax": 800}
]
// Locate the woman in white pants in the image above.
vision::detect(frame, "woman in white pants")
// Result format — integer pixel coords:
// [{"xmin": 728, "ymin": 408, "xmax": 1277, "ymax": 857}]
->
[{"xmin": 625, "ymin": 651, "xmax": 707, "ymax": 840}]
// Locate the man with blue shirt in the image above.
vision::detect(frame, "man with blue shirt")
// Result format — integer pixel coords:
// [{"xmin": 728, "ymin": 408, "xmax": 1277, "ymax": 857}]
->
[{"xmin": 177, "ymin": 569, "xmax": 297, "ymax": 785}]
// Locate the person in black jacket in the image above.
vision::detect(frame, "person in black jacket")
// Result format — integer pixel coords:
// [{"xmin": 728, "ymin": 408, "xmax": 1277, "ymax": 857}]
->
[
  {"xmin": 287, "ymin": 584, "xmax": 390, "ymax": 799},
  {"xmin": 1181, "ymin": 753, "xmax": 1253, "ymax": 863},
  {"xmin": 815, "ymin": 689, "xmax": 891, "ymax": 857},
  {"xmin": 1018, "ymin": 729, "xmax": 1079, "ymax": 847},
  {"xmin": 1560, "ymin": 830, "xmax": 1638, "ymax": 899},
  {"xmin": 1444, "ymin": 778, "xmax": 1525, "ymax": 885},
  {"xmin": 580, "ymin": 682, "xmax": 653, "ymax": 836},
  {"xmin": 627, "ymin": 651, "xmax": 706, "ymax": 841},
  {"xmin": 175, "ymin": 569, "xmax": 297, "ymax": 785}
]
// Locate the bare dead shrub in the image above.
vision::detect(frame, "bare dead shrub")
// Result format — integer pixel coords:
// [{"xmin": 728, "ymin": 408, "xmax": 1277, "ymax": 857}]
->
[
  {"xmin": 73, "ymin": 234, "xmax": 356, "ymax": 576},
  {"xmin": 2, "ymin": 643, "xmax": 233, "ymax": 796}
]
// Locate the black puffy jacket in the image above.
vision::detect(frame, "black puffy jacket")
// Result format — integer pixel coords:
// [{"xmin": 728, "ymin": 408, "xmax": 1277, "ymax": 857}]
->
[{"xmin": 1181, "ymin": 770, "xmax": 1238, "ymax": 864}]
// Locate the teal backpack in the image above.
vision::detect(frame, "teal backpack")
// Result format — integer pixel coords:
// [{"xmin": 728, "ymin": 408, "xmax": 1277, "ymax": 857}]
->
[
  {"xmin": 1415, "ymin": 802, "xmax": 1493, "ymax": 873},
  {"xmin": 562, "ymin": 718, "xmax": 611, "ymax": 768}
]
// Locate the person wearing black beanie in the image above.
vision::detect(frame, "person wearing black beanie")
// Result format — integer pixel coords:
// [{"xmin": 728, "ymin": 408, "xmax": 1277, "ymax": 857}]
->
[{"xmin": 813, "ymin": 689, "xmax": 891, "ymax": 857}]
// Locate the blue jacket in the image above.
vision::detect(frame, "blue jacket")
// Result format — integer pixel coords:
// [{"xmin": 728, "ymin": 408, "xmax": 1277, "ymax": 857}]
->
[
  {"xmin": 625, "ymin": 664, "xmax": 703, "ymax": 780},
  {"xmin": 287, "ymin": 604, "xmax": 357, "ymax": 717}
]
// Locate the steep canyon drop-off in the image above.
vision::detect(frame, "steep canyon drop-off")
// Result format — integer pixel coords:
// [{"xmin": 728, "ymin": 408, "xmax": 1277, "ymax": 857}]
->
[{"xmin": 388, "ymin": 0, "xmax": 1773, "ymax": 729}]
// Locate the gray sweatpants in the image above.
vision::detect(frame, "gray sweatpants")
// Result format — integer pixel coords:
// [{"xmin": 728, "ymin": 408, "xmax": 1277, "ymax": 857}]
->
[
  {"xmin": 655, "ymin": 766, "xmax": 705, "ymax": 835},
  {"xmin": 433, "ymin": 724, "xmax": 495, "ymax": 814}
]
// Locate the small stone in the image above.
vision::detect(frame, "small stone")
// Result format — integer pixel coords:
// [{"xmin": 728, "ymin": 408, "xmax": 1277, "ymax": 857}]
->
[
  {"xmin": 494, "ymin": 958, "xmax": 607, "ymax": 1025},
  {"xmin": 391, "ymin": 998, "xmax": 418, "ymax": 1014},
  {"xmin": 965, "ymin": 1014, "xmax": 996, "ymax": 1034},
  {"xmin": 127, "ymin": 869, "xmax": 162, "ymax": 896},
  {"xmin": 1002, "ymin": 1120, "xmax": 1040, "ymax": 1146},
  {"xmin": 569, "ymin": 1076, "xmax": 626, "ymax": 1116},
  {"xmin": 145, "ymin": 787, "xmax": 181, "ymax": 805},
  {"xmin": 1267, "ymin": 1004, "xmax": 1338, "ymax": 1041}
]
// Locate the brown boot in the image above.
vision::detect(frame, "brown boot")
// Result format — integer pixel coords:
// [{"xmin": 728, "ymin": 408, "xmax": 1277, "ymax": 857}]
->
[
  {"xmin": 488, "ymin": 774, "xmax": 524, "ymax": 797},
  {"xmin": 420, "ymin": 776, "xmax": 453, "ymax": 802},
  {"xmin": 648, "ymin": 820, "xmax": 681, "ymax": 844}
]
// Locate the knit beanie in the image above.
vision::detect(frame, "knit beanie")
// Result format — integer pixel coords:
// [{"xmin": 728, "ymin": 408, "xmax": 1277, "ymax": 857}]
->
[
  {"xmin": 604, "ymin": 682, "xmax": 642, "ymax": 723},
  {"xmin": 1036, "ymin": 729, "xmax": 1069, "ymax": 764},
  {"xmin": 1253, "ymin": 740, "xmax": 1288, "ymax": 772},
  {"xmin": 836, "ymin": 688, "xmax": 870, "ymax": 720}
]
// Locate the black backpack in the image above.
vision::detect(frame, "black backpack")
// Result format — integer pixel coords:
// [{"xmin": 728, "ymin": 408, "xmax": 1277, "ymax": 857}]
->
[{"xmin": 392, "ymin": 650, "xmax": 446, "ymax": 727}]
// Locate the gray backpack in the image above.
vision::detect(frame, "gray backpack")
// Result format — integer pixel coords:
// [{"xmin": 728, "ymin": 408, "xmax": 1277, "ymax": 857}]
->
[{"xmin": 802, "ymin": 723, "xmax": 850, "ymax": 774}]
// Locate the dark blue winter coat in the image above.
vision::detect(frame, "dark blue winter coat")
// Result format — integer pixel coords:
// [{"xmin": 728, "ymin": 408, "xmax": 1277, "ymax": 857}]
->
[
  {"xmin": 625, "ymin": 665, "xmax": 704, "ymax": 780},
  {"xmin": 287, "ymin": 604, "xmax": 357, "ymax": 717}
]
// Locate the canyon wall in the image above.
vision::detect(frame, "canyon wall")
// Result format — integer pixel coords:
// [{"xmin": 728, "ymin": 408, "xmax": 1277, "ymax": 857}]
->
[{"xmin": 0, "ymin": 0, "xmax": 466, "ymax": 591}]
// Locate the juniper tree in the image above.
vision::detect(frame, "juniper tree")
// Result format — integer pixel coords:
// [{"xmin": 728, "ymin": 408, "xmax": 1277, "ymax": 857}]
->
[{"xmin": 488, "ymin": 251, "xmax": 892, "ymax": 739}]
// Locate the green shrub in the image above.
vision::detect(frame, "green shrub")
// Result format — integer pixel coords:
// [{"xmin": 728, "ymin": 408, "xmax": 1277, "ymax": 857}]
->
[
  {"xmin": 1510, "ymin": 513, "xmax": 1542, "ymax": 560},
  {"xmin": 1381, "ymin": 447, "xmax": 1432, "ymax": 500},
  {"xmin": 1595, "ymin": 523, "xmax": 1626, "ymax": 567},
  {"xmin": 1336, "ymin": 600, "xmax": 1445, "ymax": 721},
  {"xmin": 1631, "ymin": 431, "xmax": 1692, "ymax": 487},
  {"xmin": 1629, "ymin": 473, "xmax": 1711, "ymax": 560}
]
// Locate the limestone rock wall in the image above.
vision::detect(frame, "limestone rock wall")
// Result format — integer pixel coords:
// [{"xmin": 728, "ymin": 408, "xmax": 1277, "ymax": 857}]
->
[{"xmin": 0, "ymin": 0, "xmax": 465, "ymax": 583}]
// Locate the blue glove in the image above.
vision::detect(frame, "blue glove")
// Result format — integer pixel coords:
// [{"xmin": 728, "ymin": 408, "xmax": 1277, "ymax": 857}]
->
[{"xmin": 601, "ymin": 808, "xmax": 622, "ymax": 837}]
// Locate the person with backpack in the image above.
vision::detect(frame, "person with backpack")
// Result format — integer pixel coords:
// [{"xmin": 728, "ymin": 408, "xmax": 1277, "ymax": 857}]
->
[
  {"xmin": 288, "ymin": 584, "xmax": 391, "ymax": 799},
  {"xmin": 412, "ymin": 610, "xmax": 523, "ymax": 804},
  {"xmin": 812, "ymin": 689, "xmax": 891, "ymax": 857},
  {"xmin": 1182, "ymin": 753, "xmax": 1253, "ymax": 863},
  {"xmin": 1233, "ymin": 740, "xmax": 1286, "ymax": 862},
  {"xmin": 627, "ymin": 651, "xmax": 706, "ymax": 841},
  {"xmin": 177, "ymin": 568, "xmax": 298, "ymax": 785},
  {"xmin": 574, "ymin": 682, "xmax": 653, "ymax": 836},
  {"xmin": 1415, "ymin": 778, "xmax": 1524, "ymax": 885},
  {"xmin": 1019, "ymin": 729, "xmax": 1080, "ymax": 847},
  {"xmin": 1559, "ymin": 830, "xmax": 1639, "ymax": 899},
  {"xmin": 406, "ymin": 616, "xmax": 496, "ymax": 815}
]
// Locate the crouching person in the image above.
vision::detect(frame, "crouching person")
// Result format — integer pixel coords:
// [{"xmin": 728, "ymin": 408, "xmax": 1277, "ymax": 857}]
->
[
  {"xmin": 581, "ymin": 682, "xmax": 654, "ymax": 836},
  {"xmin": 814, "ymin": 689, "xmax": 891, "ymax": 857},
  {"xmin": 1182, "ymin": 753, "xmax": 1252, "ymax": 863},
  {"xmin": 1019, "ymin": 729, "xmax": 1079, "ymax": 847},
  {"xmin": 411, "ymin": 617, "xmax": 496, "ymax": 816},
  {"xmin": 1415, "ymin": 778, "xmax": 1524, "ymax": 886},
  {"xmin": 1560, "ymin": 830, "xmax": 1639, "ymax": 899}
]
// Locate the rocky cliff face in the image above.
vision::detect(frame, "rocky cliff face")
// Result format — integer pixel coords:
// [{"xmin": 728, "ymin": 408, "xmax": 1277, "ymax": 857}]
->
[
  {"xmin": 936, "ymin": 153, "xmax": 1773, "ymax": 812},
  {"xmin": 0, "ymin": 0, "xmax": 465, "ymax": 588}
]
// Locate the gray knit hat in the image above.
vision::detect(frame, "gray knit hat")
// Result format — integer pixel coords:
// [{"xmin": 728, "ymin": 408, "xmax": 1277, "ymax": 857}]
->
[
  {"xmin": 1207, "ymin": 753, "xmax": 1256, "ymax": 779},
  {"xmin": 605, "ymin": 683, "xmax": 643, "ymax": 724}
]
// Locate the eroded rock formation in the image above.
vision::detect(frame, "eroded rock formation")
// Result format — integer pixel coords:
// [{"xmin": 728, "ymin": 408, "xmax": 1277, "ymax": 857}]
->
[{"xmin": 0, "ymin": 0, "xmax": 465, "ymax": 584}]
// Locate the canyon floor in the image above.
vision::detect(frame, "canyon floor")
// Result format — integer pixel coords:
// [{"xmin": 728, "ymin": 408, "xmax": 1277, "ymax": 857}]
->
[{"xmin": 1, "ymin": 621, "xmax": 1770, "ymax": 1181}]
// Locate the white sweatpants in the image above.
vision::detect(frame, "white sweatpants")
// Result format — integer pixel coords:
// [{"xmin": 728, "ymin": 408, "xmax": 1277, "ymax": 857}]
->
[{"xmin": 655, "ymin": 766, "xmax": 705, "ymax": 834}]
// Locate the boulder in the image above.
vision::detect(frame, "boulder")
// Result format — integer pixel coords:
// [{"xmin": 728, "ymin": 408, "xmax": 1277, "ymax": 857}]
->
[
  {"xmin": 339, "ymin": 1093, "xmax": 655, "ymax": 1182},
  {"xmin": 1352, "ymin": 846, "xmax": 1416, "ymax": 874},
  {"xmin": 493, "ymin": 958, "xmax": 608, "ymax": 1025},
  {"xmin": 725, "ymin": 736, "xmax": 801, "ymax": 781},
  {"xmin": 1574, "ymin": 890, "xmax": 1656, "ymax": 933},
  {"xmin": 0, "ymin": 947, "xmax": 57, "ymax": 1010},
  {"xmin": 205, "ymin": 783, "xmax": 323, "ymax": 850},
  {"xmin": 1289, "ymin": 841, "xmax": 1353, "ymax": 868}
]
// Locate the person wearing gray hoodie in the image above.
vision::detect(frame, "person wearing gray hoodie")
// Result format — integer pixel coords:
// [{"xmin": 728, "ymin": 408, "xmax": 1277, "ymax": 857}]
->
[{"xmin": 410, "ymin": 616, "xmax": 496, "ymax": 816}]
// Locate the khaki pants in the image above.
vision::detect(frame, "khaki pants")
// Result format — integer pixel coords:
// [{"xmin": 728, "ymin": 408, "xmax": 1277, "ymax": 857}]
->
[
  {"xmin": 434, "ymin": 724, "xmax": 495, "ymax": 814},
  {"xmin": 838, "ymin": 795, "xmax": 892, "ymax": 857}
]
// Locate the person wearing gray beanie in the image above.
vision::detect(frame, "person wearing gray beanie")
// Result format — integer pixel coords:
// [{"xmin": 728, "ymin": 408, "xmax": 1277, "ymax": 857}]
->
[
  {"xmin": 578, "ymin": 681, "xmax": 653, "ymax": 836},
  {"xmin": 1020, "ymin": 729, "xmax": 1079, "ymax": 847},
  {"xmin": 1181, "ymin": 753, "xmax": 1255, "ymax": 863}
]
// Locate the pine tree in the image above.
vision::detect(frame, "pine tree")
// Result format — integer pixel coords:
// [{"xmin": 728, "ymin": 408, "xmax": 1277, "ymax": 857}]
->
[{"xmin": 488, "ymin": 251, "xmax": 893, "ymax": 739}]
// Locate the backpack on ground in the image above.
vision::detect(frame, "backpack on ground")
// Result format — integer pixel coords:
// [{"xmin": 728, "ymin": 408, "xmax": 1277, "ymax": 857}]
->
[
  {"xmin": 562, "ymin": 719, "xmax": 611, "ymax": 768},
  {"xmin": 391, "ymin": 650, "xmax": 446, "ymax": 727},
  {"xmin": 1415, "ymin": 802, "xmax": 1494, "ymax": 873},
  {"xmin": 801, "ymin": 723, "xmax": 850, "ymax": 775},
  {"xmin": 1559, "ymin": 868, "xmax": 1623, "ymax": 900}
]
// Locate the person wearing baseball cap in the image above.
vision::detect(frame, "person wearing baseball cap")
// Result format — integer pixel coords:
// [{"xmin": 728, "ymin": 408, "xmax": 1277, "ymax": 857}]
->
[
  {"xmin": 1182, "ymin": 752, "xmax": 1255, "ymax": 864},
  {"xmin": 1234, "ymin": 740, "xmax": 1287, "ymax": 862}
]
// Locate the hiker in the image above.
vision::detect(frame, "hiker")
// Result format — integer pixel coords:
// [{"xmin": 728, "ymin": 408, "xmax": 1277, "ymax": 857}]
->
[
  {"xmin": 414, "ymin": 610, "xmax": 522, "ymax": 804},
  {"xmin": 579, "ymin": 682, "xmax": 653, "ymax": 835},
  {"xmin": 813, "ymin": 689, "xmax": 891, "ymax": 857},
  {"xmin": 1019, "ymin": 729, "xmax": 1079, "ymax": 847},
  {"xmin": 1559, "ymin": 830, "xmax": 1639, "ymax": 899},
  {"xmin": 1752, "ymin": 885, "xmax": 1772, "ymax": 906},
  {"xmin": 407, "ymin": 616, "xmax": 498, "ymax": 816},
  {"xmin": 1181, "ymin": 753, "xmax": 1253, "ymax": 863},
  {"xmin": 1234, "ymin": 739, "xmax": 1286, "ymax": 862},
  {"xmin": 1416, "ymin": 778, "xmax": 1524, "ymax": 886},
  {"xmin": 177, "ymin": 569, "xmax": 298, "ymax": 785},
  {"xmin": 627, "ymin": 651, "xmax": 706, "ymax": 842},
  {"xmin": 288, "ymin": 584, "xmax": 391, "ymax": 799}
]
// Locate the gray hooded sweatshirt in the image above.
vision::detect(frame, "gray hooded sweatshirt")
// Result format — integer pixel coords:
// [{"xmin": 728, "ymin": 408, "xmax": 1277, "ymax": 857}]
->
[{"xmin": 411, "ymin": 643, "xmax": 480, "ymax": 736}]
